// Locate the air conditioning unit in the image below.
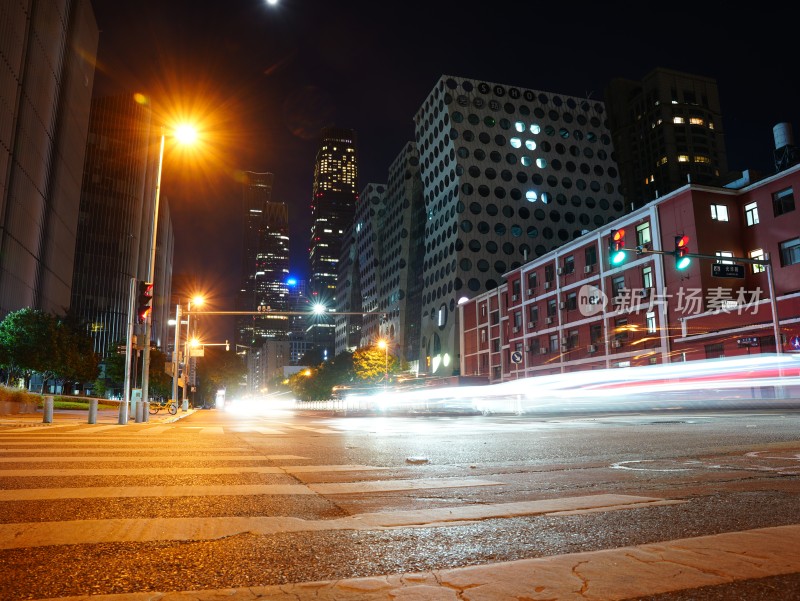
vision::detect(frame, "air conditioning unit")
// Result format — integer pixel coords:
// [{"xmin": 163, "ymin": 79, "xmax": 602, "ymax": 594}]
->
[
  {"xmin": 559, "ymin": 301, "xmax": 566, "ymax": 310},
  {"xmin": 512, "ymin": 326, "xmax": 520, "ymax": 333},
  {"xmin": 557, "ymin": 267, "xmax": 563, "ymax": 275},
  {"xmin": 544, "ymin": 281, "xmax": 551, "ymax": 290},
  {"xmin": 539, "ymin": 347, "xmax": 548, "ymax": 355},
  {"xmin": 584, "ymin": 265, "xmax": 594, "ymax": 274},
  {"xmin": 561, "ymin": 337, "xmax": 568, "ymax": 345},
  {"xmin": 511, "ymin": 294, "xmax": 518, "ymax": 301},
  {"xmin": 560, "ymin": 344, "xmax": 569, "ymax": 352},
  {"xmin": 545, "ymin": 316, "xmax": 554, "ymax": 325},
  {"xmin": 612, "ymin": 339, "xmax": 622, "ymax": 348},
  {"xmin": 528, "ymin": 321, "xmax": 537, "ymax": 329},
  {"xmin": 527, "ymin": 289, "xmax": 535, "ymax": 296},
  {"xmin": 587, "ymin": 344, "xmax": 597, "ymax": 353}
]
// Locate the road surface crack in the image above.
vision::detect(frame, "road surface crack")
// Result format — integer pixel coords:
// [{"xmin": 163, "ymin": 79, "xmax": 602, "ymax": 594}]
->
[{"xmin": 572, "ymin": 559, "xmax": 590, "ymax": 597}]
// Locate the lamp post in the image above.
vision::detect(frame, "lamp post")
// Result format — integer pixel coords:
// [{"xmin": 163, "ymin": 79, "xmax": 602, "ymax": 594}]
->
[
  {"xmin": 141, "ymin": 124, "xmax": 197, "ymax": 411},
  {"xmin": 182, "ymin": 295, "xmax": 204, "ymax": 411},
  {"xmin": 171, "ymin": 303, "xmax": 181, "ymax": 408},
  {"xmin": 377, "ymin": 339, "xmax": 388, "ymax": 391}
]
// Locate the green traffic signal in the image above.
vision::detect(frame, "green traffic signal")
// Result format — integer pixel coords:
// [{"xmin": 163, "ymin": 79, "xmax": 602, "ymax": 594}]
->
[{"xmin": 674, "ymin": 235, "xmax": 691, "ymax": 270}]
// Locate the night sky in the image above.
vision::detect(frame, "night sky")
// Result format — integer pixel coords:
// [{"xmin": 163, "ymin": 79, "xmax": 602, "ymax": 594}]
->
[{"xmin": 90, "ymin": 0, "xmax": 797, "ymax": 338}]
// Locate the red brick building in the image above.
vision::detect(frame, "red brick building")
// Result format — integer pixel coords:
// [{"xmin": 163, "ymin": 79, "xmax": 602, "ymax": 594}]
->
[{"xmin": 460, "ymin": 163, "xmax": 800, "ymax": 383}]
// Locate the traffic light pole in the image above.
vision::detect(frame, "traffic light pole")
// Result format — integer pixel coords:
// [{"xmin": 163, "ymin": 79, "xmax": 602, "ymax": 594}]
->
[
  {"xmin": 119, "ymin": 277, "xmax": 136, "ymax": 424},
  {"xmin": 630, "ymin": 247, "xmax": 780, "ymax": 354}
]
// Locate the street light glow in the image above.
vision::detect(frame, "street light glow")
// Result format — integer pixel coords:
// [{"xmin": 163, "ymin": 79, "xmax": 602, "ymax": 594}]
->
[
  {"xmin": 174, "ymin": 124, "xmax": 198, "ymax": 145},
  {"xmin": 312, "ymin": 303, "xmax": 327, "ymax": 315},
  {"xmin": 191, "ymin": 295, "xmax": 205, "ymax": 307}
]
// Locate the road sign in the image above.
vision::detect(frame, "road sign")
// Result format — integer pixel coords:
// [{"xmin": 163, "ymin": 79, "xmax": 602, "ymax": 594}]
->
[
  {"xmin": 737, "ymin": 337, "xmax": 759, "ymax": 347},
  {"xmin": 510, "ymin": 351, "xmax": 523, "ymax": 364},
  {"xmin": 711, "ymin": 263, "xmax": 745, "ymax": 278}
]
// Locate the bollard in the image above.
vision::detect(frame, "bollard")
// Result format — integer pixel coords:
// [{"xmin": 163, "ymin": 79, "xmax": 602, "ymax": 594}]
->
[
  {"xmin": 143, "ymin": 401, "xmax": 149, "ymax": 422},
  {"xmin": 118, "ymin": 400, "xmax": 128, "ymax": 424},
  {"xmin": 135, "ymin": 399, "xmax": 144, "ymax": 422},
  {"xmin": 43, "ymin": 396, "xmax": 54, "ymax": 423},
  {"xmin": 88, "ymin": 398, "xmax": 98, "ymax": 424}
]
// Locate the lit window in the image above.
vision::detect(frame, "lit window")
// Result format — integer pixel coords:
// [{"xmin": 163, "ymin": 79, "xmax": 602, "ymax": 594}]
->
[
  {"xmin": 525, "ymin": 140, "xmax": 536, "ymax": 150},
  {"xmin": 710, "ymin": 204, "xmax": 729, "ymax": 221},
  {"xmin": 642, "ymin": 265, "xmax": 653, "ymax": 289},
  {"xmin": 695, "ymin": 155, "xmax": 711, "ymax": 163},
  {"xmin": 525, "ymin": 190, "xmax": 538, "ymax": 202},
  {"xmin": 779, "ymin": 238, "xmax": 800, "ymax": 267},
  {"xmin": 708, "ymin": 121, "xmax": 715, "ymax": 129},
  {"xmin": 514, "ymin": 121, "xmax": 525, "ymax": 132},
  {"xmin": 529, "ymin": 124, "xmax": 541, "ymax": 134},
  {"xmin": 716, "ymin": 251, "xmax": 734, "ymax": 265},
  {"xmin": 749, "ymin": 249, "xmax": 766, "ymax": 273},
  {"xmin": 690, "ymin": 117, "xmax": 704, "ymax": 125},
  {"xmin": 646, "ymin": 311, "xmax": 656, "ymax": 333},
  {"xmin": 673, "ymin": 116, "xmax": 685, "ymax": 124},
  {"xmin": 521, "ymin": 156, "xmax": 532, "ymax": 166},
  {"xmin": 657, "ymin": 156, "xmax": 668, "ymax": 166},
  {"xmin": 536, "ymin": 158, "xmax": 547, "ymax": 168},
  {"xmin": 510, "ymin": 137, "xmax": 522, "ymax": 148},
  {"xmin": 744, "ymin": 201, "xmax": 759, "ymax": 226},
  {"xmin": 636, "ymin": 222, "xmax": 651, "ymax": 246},
  {"xmin": 678, "ymin": 155, "xmax": 689, "ymax": 162}
]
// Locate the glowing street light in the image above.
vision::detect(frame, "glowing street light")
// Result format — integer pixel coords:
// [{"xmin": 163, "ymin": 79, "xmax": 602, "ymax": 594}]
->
[
  {"xmin": 139, "ymin": 123, "xmax": 199, "ymax": 422},
  {"xmin": 182, "ymin": 295, "xmax": 205, "ymax": 411},
  {"xmin": 377, "ymin": 339, "xmax": 388, "ymax": 391}
]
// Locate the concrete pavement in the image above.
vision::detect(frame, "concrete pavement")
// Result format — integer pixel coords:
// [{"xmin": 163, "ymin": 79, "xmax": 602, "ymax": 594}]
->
[{"xmin": 0, "ymin": 405, "xmax": 198, "ymax": 427}]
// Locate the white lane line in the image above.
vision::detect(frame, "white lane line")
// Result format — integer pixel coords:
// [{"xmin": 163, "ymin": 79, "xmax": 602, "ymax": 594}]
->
[
  {"xmin": 0, "ymin": 494, "xmax": 665, "ymax": 548},
  {"xmin": 270, "ymin": 422, "xmax": 339, "ymax": 434},
  {"xmin": 0, "ymin": 440, "xmax": 250, "ymax": 446},
  {"xmin": 309, "ymin": 477, "xmax": 503, "ymax": 495},
  {"xmin": 0, "ymin": 455, "xmax": 272, "ymax": 463},
  {"xmin": 0, "ymin": 464, "xmax": 384, "ymax": 477},
  {"xmin": 231, "ymin": 427, "xmax": 286, "ymax": 434},
  {"xmin": 0, "ymin": 476, "xmax": 502, "ymax": 501}
]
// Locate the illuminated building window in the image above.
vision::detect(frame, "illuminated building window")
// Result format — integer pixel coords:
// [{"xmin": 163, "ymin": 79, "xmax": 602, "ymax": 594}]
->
[
  {"xmin": 710, "ymin": 204, "xmax": 729, "ymax": 221},
  {"xmin": 678, "ymin": 155, "xmax": 689, "ymax": 162},
  {"xmin": 646, "ymin": 311, "xmax": 656, "ymax": 333},
  {"xmin": 689, "ymin": 117, "xmax": 704, "ymax": 125},
  {"xmin": 715, "ymin": 251, "xmax": 734, "ymax": 265},
  {"xmin": 636, "ymin": 222, "xmax": 651, "ymax": 246},
  {"xmin": 779, "ymin": 237, "xmax": 800, "ymax": 267},
  {"xmin": 749, "ymin": 249, "xmax": 766, "ymax": 273},
  {"xmin": 695, "ymin": 155, "xmax": 711, "ymax": 163},
  {"xmin": 657, "ymin": 156, "xmax": 668, "ymax": 166},
  {"xmin": 514, "ymin": 121, "xmax": 525, "ymax": 132},
  {"xmin": 744, "ymin": 201, "xmax": 759, "ymax": 226},
  {"xmin": 708, "ymin": 121, "xmax": 715, "ymax": 129},
  {"xmin": 673, "ymin": 116, "xmax": 685, "ymax": 124},
  {"xmin": 510, "ymin": 137, "xmax": 521, "ymax": 148}
]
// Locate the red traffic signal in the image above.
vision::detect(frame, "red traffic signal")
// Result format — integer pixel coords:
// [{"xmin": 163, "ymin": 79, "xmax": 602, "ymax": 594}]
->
[
  {"xmin": 674, "ymin": 235, "xmax": 691, "ymax": 270},
  {"xmin": 136, "ymin": 281, "xmax": 153, "ymax": 324}
]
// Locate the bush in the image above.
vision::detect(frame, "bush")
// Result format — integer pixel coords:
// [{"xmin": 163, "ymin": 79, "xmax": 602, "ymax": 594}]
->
[{"xmin": 0, "ymin": 385, "xmax": 40, "ymax": 405}]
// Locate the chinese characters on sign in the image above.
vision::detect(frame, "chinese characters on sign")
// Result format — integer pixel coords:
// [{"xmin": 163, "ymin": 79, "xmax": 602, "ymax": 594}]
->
[{"xmin": 612, "ymin": 287, "xmax": 763, "ymax": 316}]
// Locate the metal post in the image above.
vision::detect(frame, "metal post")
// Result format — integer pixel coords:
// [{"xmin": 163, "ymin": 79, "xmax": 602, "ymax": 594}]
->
[
  {"xmin": 120, "ymin": 277, "xmax": 136, "ymax": 424},
  {"xmin": 765, "ymin": 253, "xmax": 782, "ymax": 355},
  {"xmin": 142, "ymin": 130, "xmax": 166, "ymax": 409},
  {"xmin": 172, "ymin": 303, "xmax": 181, "ymax": 406},
  {"xmin": 43, "ymin": 396, "xmax": 53, "ymax": 423},
  {"xmin": 88, "ymin": 398, "xmax": 98, "ymax": 424},
  {"xmin": 182, "ymin": 304, "xmax": 191, "ymax": 411}
]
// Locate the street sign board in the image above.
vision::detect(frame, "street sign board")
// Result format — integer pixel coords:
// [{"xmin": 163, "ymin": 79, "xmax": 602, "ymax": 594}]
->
[
  {"xmin": 711, "ymin": 263, "xmax": 745, "ymax": 278},
  {"xmin": 736, "ymin": 337, "xmax": 759, "ymax": 347},
  {"xmin": 510, "ymin": 351, "xmax": 523, "ymax": 364}
]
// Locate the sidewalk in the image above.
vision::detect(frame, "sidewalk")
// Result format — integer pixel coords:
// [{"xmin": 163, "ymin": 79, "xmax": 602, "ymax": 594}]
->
[{"xmin": 0, "ymin": 406, "xmax": 198, "ymax": 427}]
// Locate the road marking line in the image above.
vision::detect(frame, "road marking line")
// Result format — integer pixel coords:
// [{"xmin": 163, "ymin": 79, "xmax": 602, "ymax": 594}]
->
[
  {"xmin": 308, "ymin": 477, "xmax": 502, "ymax": 494},
  {"xmin": 0, "ymin": 494, "xmax": 665, "ymax": 548},
  {"xmin": 0, "ymin": 454, "xmax": 265, "ymax": 462},
  {"xmin": 0, "ymin": 483, "xmax": 317, "ymax": 501},
  {"xmin": 232, "ymin": 427, "xmax": 286, "ymax": 434},
  {"xmin": 0, "ymin": 464, "xmax": 386, "ymax": 477}
]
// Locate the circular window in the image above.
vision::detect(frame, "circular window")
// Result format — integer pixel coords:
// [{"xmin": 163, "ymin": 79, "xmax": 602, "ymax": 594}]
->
[
  {"xmin": 474, "ymin": 149, "xmax": 486, "ymax": 160},
  {"xmin": 469, "ymin": 201, "xmax": 481, "ymax": 214},
  {"xmin": 484, "ymin": 116, "xmax": 496, "ymax": 127},
  {"xmin": 536, "ymin": 158, "xmax": 547, "ymax": 168},
  {"xmin": 468, "ymin": 113, "xmax": 480, "ymax": 125},
  {"xmin": 478, "ymin": 185, "xmax": 490, "ymax": 197},
  {"xmin": 477, "ymin": 259, "xmax": 490, "ymax": 272},
  {"xmin": 494, "ymin": 223, "xmax": 506, "ymax": 235},
  {"xmin": 486, "ymin": 241, "xmax": 498, "ymax": 253},
  {"xmin": 468, "ymin": 239, "xmax": 481, "ymax": 251},
  {"xmin": 527, "ymin": 225, "xmax": 539, "ymax": 238},
  {"xmin": 514, "ymin": 121, "xmax": 525, "ymax": 132},
  {"xmin": 468, "ymin": 278, "xmax": 481, "ymax": 291},
  {"xmin": 521, "ymin": 156, "xmax": 532, "ymax": 166},
  {"xmin": 486, "ymin": 203, "xmax": 498, "ymax": 216},
  {"xmin": 525, "ymin": 139, "xmax": 536, "ymax": 150},
  {"xmin": 510, "ymin": 225, "xmax": 522, "ymax": 237},
  {"xmin": 459, "ymin": 258, "xmax": 472, "ymax": 270},
  {"xmin": 526, "ymin": 190, "xmax": 538, "ymax": 202},
  {"xmin": 460, "ymin": 220, "xmax": 473, "ymax": 232},
  {"xmin": 494, "ymin": 261, "xmax": 507, "ymax": 273},
  {"xmin": 510, "ymin": 137, "xmax": 522, "ymax": 148},
  {"xmin": 477, "ymin": 221, "xmax": 490, "ymax": 234}
]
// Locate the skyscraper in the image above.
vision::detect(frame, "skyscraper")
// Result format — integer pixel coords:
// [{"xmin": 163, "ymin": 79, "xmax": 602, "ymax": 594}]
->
[
  {"xmin": 0, "ymin": 0, "xmax": 98, "ymax": 317},
  {"xmin": 308, "ymin": 127, "xmax": 358, "ymax": 357},
  {"xmin": 236, "ymin": 171, "xmax": 289, "ymax": 347},
  {"xmin": 71, "ymin": 94, "xmax": 174, "ymax": 359},
  {"xmin": 412, "ymin": 75, "xmax": 625, "ymax": 377},
  {"xmin": 605, "ymin": 68, "xmax": 728, "ymax": 209}
]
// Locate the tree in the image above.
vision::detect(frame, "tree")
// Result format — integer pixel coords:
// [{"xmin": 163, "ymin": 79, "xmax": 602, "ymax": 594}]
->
[
  {"xmin": 147, "ymin": 348, "xmax": 172, "ymax": 400},
  {"xmin": 0, "ymin": 308, "xmax": 56, "ymax": 387},
  {"xmin": 298, "ymin": 347, "xmax": 326, "ymax": 368},
  {"xmin": 288, "ymin": 351, "xmax": 354, "ymax": 402},
  {"xmin": 352, "ymin": 346, "xmax": 397, "ymax": 383},
  {"xmin": 196, "ymin": 347, "xmax": 246, "ymax": 404}
]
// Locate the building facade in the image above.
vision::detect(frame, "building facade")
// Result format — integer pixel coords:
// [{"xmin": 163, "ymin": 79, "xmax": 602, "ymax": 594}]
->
[
  {"xmin": 460, "ymin": 161, "xmax": 800, "ymax": 383},
  {"xmin": 413, "ymin": 75, "xmax": 625, "ymax": 378},
  {"xmin": 308, "ymin": 127, "xmax": 358, "ymax": 358},
  {"xmin": 0, "ymin": 0, "xmax": 98, "ymax": 317},
  {"xmin": 605, "ymin": 68, "xmax": 728, "ymax": 210},
  {"xmin": 71, "ymin": 94, "xmax": 174, "ymax": 358}
]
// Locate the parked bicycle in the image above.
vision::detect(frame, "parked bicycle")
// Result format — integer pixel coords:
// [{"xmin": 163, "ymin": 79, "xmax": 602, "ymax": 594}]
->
[{"xmin": 148, "ymin": 398, "xmax": 178, "ymax": 415}]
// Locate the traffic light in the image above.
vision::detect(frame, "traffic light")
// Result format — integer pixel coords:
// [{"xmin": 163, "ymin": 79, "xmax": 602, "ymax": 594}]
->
[
  {"xmin": 608, "ymin": 228, "xmax": 626, "ymax": 266},
  {"xmin": 136, "ymin": 281, "xmax": 153, "ymax": 324},
  {"xmin": 674, "ymin": 235, "xmax": 691, "ymax": 270}
]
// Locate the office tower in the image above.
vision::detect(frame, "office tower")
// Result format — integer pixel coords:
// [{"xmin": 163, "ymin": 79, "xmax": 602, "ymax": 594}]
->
[
  {"xmin": 236, "ymin": 171, "xmax": 290, "ymax": 347},
  {"xmin": 413, "ymin": 75, "xmax": 625, "ymax": 377},
  {"xmin": 71, "ymin": 94, "xmax": 173, "ymax": 359},
  {"xmin": 379, "ymin": 142, "xmax": 425, "ymax": 367},
  {"xmin": 0, "ymin": 0, "xmax": 98, "ymax": 317},
  {"xmin": 605, "ymin": 67, "xmax": 728, "ymax": 209},
  {"xmin": 308, "ymin": 127, "xmax": 358, "ymax": 358}
]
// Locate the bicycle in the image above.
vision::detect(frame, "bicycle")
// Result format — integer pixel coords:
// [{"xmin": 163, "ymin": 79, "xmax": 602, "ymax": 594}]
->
[{"xmin": 149, "ymin": 399, "xmax": 178, "ymax": 415}]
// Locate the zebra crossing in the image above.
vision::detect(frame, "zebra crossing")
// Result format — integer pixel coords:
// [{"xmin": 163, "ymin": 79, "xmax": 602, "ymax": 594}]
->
[{"xmin": 2, "ymin": 416, "xmax": 799, "ymax": 600}]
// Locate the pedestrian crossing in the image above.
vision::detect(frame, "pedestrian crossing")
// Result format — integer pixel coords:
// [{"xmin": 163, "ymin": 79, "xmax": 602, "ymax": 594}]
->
[{"xmin": 1, "ymin": 420, "xmax": 799, "ymax": 600}]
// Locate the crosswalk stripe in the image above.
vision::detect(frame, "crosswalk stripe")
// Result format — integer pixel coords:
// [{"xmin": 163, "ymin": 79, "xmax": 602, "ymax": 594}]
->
[
  {"xmin": 0, "ymin": 494, "xmax": 667, "ymax": 549},
  {"xmin": 0, "ymin": 455, "xmax": 275, "ymax": 463},
  {"xmin": 0, "ymin": 464, "xmax": 386, "ymax": 477}
]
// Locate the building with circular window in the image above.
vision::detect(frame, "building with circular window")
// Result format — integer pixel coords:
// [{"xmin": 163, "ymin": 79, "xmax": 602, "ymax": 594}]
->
[{"xmin": 413, "ymin": 75, "xmax": 625, "ymax": 377}]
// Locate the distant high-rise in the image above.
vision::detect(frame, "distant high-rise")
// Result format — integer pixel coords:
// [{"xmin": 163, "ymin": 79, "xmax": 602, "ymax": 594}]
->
[
  {"xmin": 605, "ymin": 68, "xmax": 728, "ymax": 209},
  {"xmin": 236, "ymin": 171, "xmax": 289, "ymax": 347},
  {"xmin": 308, "ymin": 127, "xmax": 358, "ymax": 358},
  {"xmin": 0, "ymin": 0, "xmax": 98, "ymax": 317},
  {"xmin": 71, "ymin": 94, "xmax": 174, "ymax": 359}
]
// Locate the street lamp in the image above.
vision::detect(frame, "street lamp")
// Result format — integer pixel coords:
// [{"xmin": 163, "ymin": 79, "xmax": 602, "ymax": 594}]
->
[
  {"xmin": 377, "ymin": 339, "xmax": 388, "ymax": 391},
  {"xmin": 141, "ymin": 124, "xmax": 197, "ymax": 414},
  {"xmin": 182, "ymin": 295, "xmax": 204, "ymax": 411}
]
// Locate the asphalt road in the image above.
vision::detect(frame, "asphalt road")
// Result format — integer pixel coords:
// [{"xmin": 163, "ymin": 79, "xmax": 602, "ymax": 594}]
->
[{"xmin": 1, "ymin": 405, "xmax": 800, "ymax": 600}]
